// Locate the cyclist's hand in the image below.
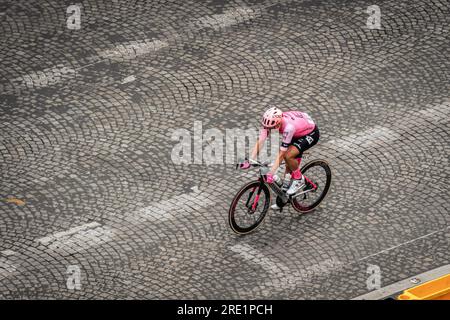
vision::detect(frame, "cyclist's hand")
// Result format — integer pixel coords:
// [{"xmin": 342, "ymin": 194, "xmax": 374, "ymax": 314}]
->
[
  {"xmin": 265, "ymin": 172, "xmax": 274, "ymax": 183},
  {"xmin": 239, "ymin": 160, "xmax": 251, "ymax": 169}
]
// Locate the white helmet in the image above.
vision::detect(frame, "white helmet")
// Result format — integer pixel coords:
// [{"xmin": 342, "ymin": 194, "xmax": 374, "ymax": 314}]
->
[{"xmin": 261, "ymin": 107, "xmax": 283, "ymax": 128}]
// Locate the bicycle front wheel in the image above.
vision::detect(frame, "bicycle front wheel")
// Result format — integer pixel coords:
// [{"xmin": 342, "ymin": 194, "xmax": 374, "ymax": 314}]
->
[{"xmin": 228, "ymin": 181, "xmax": 271, "ymax": 234}]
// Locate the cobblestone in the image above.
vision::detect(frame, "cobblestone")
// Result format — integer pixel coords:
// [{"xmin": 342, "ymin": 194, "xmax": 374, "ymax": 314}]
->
[{"xmin": 0, "ymin": 0, "xmax": 449, "ymax": 299}]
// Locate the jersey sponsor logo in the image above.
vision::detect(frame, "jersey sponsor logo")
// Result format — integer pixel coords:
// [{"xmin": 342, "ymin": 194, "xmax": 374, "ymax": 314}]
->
[{"xmin": 293, "ymin": 142, "xmax": 302, "ymax": 150}]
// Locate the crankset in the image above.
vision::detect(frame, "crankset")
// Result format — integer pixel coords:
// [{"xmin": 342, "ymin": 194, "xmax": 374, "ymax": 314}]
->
[{"xmin": 275, "ymin": 196, "xmax": 289, "ymax": 211}]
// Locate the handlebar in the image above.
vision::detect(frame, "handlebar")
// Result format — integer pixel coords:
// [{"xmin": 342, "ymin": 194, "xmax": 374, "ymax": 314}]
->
[
  {"xmin": 248, "ymin": 159, "xmax": 270, "ymax": 167},
  {"xmin": 236, "ymin": 152, "xmax": 310, "ymax": 170},
  {"xmin": 235, "ymin": 159, "xmax": 270, "ymax": 170}
]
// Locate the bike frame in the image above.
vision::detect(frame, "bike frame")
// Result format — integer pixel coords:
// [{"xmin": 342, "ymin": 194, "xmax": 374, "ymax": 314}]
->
[
  {"xmin": 231, "ymin": 157, "xmax": 331, "ymax": 234},
  {"xmin": 244, "ymin": 158, "xmax": 316, "ymax": 211},
  {"xmin": 264, "ymin": 174, "xmax": 289, "ymax": 204}
]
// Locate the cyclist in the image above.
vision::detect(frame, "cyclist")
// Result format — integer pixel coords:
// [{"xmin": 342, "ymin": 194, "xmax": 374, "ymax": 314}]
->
[{"xmin": 240, "ymin": 106, "xmax": 320, "ymax": 205}]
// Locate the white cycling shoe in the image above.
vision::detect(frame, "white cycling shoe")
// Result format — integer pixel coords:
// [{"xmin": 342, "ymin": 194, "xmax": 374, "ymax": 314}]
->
[
  {"xmin": 286, "ymin": 177, "xmax": 305, "ymax": 195},
  {"xmin": 270, "ymin": 203, "xmax": 281, "ymax": 211}
]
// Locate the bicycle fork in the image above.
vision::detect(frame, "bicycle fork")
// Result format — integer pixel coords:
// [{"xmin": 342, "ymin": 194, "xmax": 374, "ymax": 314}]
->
[{"xmin": 245, "ymin": 183, "xmax": 264, "ymax": 212}]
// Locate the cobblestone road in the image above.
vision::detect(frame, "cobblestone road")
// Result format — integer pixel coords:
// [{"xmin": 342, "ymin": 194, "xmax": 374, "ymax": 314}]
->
[{"xmin": 0, "ymin": 0, "xmax": 449, "ymax": 299}]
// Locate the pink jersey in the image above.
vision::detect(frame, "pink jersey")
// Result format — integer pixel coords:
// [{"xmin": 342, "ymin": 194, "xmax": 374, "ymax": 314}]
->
[{"xmin": 259, "ymin": 111, "xmax": 316, "ymax": 151}]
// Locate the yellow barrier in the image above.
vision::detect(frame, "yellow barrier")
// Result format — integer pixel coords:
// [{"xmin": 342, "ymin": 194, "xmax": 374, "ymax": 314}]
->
[{"xmin": 398, "ymin": 274, "xmax": 450, "ymax": 300}]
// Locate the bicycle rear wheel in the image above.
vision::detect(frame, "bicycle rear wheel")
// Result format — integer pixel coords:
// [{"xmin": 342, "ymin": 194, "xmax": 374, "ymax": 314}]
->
[
  {"xmin": 228, "ymin": 181, "xmax": 271, "ymax": 234},
  {"xmin": 291, "ymin": 160, "xmax": 332, "ymax": 213}
]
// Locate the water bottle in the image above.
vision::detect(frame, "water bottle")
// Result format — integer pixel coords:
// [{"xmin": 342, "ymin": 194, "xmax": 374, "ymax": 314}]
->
[
  {"xmin": 273, "ymin": 174, "xmax": 282, "ymax": 186},
  {"xmin": 282, "ymin": 173, "xmax": 292, "ymax": 191}
]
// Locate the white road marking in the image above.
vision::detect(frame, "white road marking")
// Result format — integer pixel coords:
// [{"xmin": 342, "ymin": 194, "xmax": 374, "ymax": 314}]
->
[
  {"xmin": 36, "ymin": 222, "xmax": 113, "ymax": 255},
  {"xmin": 0, "ymin": 250, "xmax": 16, "ymax": 257},
  {"xmin": 192, "ymin": 7, "xmax": 260, "ymax": 31},
  {"xmin": 98, "ymin": 39, "xmax": 169, "ymax": 60},
  {"xmin": 230, "ymin": 228, "xmax": 448, "ymax": 296},
  {"xmin": 324, "ymin": 101, "xmax": 450, "ymax": 151},
  {"xmin": 230, "ymin": 243, "xmax": 290, "ymax": 275},
  {"xmin": 229, "ymin": 243, "xmax": 344, "ymax": 295},
  {"xmin": 37, "ymin": 222, "xmax": 101, "ymax": 245},
  {"xmin": 419, "ymin": 101, "xmax": 450, "ymax": 120},
  {"xmin": 25, "ymin": 186, "xmax": 213, "ymax": 258},
  {"xmin": 0, "ymin": 257, "xmax": 17, "ymax": 281},
  {"xmin": 327, "ymin": 126, "xmax": 399, "ymax": 151},
  {"xmin": 2, "ymin": 3, "xmax": 268, "ymax": 92},
  {"xmin": 121, "ymin": 75, "xmax": 136, "ymax": 84},
  {"xmin": 10, "ymin": 65, "xmax": 77, "ymax": 89},
  {"xmin": 134, "ymin": 186, "xmax": 214, "ymax": 222}
]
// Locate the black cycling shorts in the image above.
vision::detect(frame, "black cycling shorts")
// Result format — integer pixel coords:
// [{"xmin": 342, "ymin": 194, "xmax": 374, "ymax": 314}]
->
[{"xmin": 290, "ymin": 125, "xmax": 320, "ymax": 157}]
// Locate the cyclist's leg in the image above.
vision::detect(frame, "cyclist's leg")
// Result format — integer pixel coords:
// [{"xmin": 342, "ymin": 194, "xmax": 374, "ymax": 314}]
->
[
  {"xmin": 292, "ymin": 126, "xmax": 320, "ymax": 165},
  {"xmin": 283, "ymin": 157, "xmax": 302, "ymax": 174},
  {"xmin": 295, "ymin": 126, "xmax": 320, "ymax": 186},
  {"xmin": 284, "ymin": 146, "xmax": 301, "ymax": 174},
  {"xmin": 285, "ymin": 126, "xmax": 320, "ymax": 177},
  {"xmin": 286, "ymin": 126, "xmax": 320, "ymax": 194}
]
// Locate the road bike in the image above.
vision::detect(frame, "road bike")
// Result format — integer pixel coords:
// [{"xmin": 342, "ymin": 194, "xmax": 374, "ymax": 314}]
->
[{"xmin": 228, "ymin": 154, "xmax": 332, "ymax": 234}]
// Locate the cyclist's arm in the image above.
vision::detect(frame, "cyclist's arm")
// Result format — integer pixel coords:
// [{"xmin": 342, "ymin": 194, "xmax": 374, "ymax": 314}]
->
[
  {"xmin": 269, "ymin": 124, "xmax": 294, "ymax": 173},
  {"xmin": 250, "ymin": 128, "xmax": 269, "ymax": 160},
  {"xmin": 269, "ymin": 150, "xmax": 286, "ymax": 174}
]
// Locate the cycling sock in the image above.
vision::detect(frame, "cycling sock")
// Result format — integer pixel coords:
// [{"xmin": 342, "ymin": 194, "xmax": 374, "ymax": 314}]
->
[{"xmin": 291, "ymin": 168, "xmax": 302, "ymax": 180}]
